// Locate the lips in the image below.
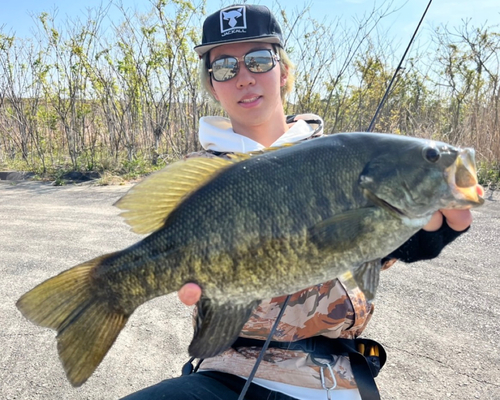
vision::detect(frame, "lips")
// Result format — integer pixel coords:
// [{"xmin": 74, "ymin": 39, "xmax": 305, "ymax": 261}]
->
[
  {"xmin": 238, "ymin": 95, "xmax": 262, "ymax": 106},
  {"xmin": 239, "ymin": 96, "xmax": 260, "ymax": 103}
]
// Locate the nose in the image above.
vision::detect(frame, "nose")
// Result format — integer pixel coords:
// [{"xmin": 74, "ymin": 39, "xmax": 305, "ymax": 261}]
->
[{"xmin": 235, "ymin": 61, "xmax": 255, "ymax": 88}]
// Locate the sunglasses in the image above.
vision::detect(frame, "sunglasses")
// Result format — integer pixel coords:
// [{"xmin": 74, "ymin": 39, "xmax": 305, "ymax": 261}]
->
[{"xmin": 208, "ymin": 49, "xmax": 280, "ymax": 82}]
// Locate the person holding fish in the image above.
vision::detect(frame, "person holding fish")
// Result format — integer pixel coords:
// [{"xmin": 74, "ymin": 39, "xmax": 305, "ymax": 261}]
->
[
  {"xmin": 119, "ymin": 4, "xmax": 474, "ymax": 400},
  {"xmin": 17, "ymin": 4, "xmax": 482, "ymax": 398}
]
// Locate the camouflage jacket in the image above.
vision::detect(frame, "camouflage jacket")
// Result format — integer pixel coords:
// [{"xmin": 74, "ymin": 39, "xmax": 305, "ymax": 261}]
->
[{"xmin": 198, "ymin": 278, "xmax": 379, "ymax": 390}]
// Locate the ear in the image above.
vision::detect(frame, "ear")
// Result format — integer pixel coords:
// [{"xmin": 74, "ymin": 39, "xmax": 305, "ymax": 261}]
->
[
  {"xmin": 209, "ymin": 81, "xmax": 220, "ymax": 101},
  {"xmin": 280, "ymin": 64, "xmax": 289, "ymax": 87}
]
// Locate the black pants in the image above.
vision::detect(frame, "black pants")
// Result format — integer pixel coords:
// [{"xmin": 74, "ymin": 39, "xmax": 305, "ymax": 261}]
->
[{"xmin": 121, "ymin": 371, "xmax": 299, "ymax": 400}]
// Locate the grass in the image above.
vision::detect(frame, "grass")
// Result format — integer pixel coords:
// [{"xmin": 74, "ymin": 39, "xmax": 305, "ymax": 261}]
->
[
  {"xmin": 0, "ymin": 150, "xmax": 172, "ymax": 185},
  {"xmin": 477, "ymin": 161, "xmax": 500, "ymax": 189}
]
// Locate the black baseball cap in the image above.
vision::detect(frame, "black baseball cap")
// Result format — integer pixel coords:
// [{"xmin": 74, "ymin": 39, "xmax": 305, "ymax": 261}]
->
[{"xmin": 194, "ymin": 4, "xmax": 284, "ymax": 57}]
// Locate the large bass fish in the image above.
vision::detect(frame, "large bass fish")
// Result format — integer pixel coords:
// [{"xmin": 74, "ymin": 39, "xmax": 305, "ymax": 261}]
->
[{"xmin": 17, "ymin": 132, "xmax": 484, "ymax": 386}]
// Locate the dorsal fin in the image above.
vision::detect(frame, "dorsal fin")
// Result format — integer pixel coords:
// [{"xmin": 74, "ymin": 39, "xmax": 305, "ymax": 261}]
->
[
  {"xmin": 226, "ymin": 152, "xmax": 252, "ymax": 161},
  {"xmin": 114, "ymin": 157, "xmax": 233, "ymax": 234},
  {"xmin": 115, "ymin": 142, "xmax": 300, "ymax": 235},
  {"xmin": 226, "ymin": 143, "xmax": 296, "ymax": 161}
]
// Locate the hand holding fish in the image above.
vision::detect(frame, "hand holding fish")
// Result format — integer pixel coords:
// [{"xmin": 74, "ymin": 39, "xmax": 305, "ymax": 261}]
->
[
  {"xmin": 423, "ymin": 208, "xmax": 473, "ymax": 232},
  {"xmin": 177, "ymin": 209, "xmax": 475, "ymax": 306}
]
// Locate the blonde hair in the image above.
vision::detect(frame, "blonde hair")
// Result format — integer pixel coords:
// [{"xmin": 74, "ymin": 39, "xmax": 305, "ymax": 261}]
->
[{"xmin": 199, "ymin": 45, "xmax": 295, "ymax": 105}]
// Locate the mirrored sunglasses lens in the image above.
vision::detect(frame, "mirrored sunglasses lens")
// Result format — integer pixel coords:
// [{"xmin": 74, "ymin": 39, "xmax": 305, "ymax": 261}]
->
[
  {"xmin": 211, "ymin": 57, "xmax": 238, "ymax": 82},
  {"xmin": 244, "ymin": 50, "xmax": 274, "ymax": 73}
]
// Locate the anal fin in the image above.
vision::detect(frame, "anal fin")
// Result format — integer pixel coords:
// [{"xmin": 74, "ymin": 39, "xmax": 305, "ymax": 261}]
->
[
  {"xmin": 350, "ymin": 259, "xmax": 382, "ymax": 301},
  {"xmin": 189, "ymin": 297, "xmax": 260, "ymax": 359}
]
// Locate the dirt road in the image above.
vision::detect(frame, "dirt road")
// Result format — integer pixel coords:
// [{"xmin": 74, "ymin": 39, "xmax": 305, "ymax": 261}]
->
[{"xmin": 1, "ymin": 180, "xmax": 499, "ymax": 399}]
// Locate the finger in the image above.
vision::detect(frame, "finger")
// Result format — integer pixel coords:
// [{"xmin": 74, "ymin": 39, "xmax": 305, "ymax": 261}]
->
[
  {"xmin": 178, "ymin": 283, "xmax": 202, "ymax": 306},
  {"xmin": 423, "ymin": 211, "xmax": 443, "ymax": 232},
  {"xmin": 440, "ymin": 209, "xmax": 473, "ymax": 232}
]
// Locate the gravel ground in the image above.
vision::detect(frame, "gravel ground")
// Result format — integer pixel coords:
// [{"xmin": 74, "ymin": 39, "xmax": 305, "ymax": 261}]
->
[{"xmin": 1, "ymin": 180, "xmax": 498, "ymax": 399}]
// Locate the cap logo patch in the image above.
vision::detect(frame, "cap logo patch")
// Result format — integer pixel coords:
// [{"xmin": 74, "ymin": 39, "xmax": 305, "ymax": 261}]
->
[{"xmin": 220, "ymin": 6, "xmax": 247, "ymax": 37}]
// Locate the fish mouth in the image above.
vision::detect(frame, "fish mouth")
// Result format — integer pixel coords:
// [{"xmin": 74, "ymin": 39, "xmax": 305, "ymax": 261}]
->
[{"xmin": 445, "ymin": 148, "xmax": 485, "ymax": 208}]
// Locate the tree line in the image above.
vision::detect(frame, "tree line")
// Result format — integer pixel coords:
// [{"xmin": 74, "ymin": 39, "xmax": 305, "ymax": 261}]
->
[{"xmin": 0, "ymin": 0, "xmax": 498, "ymax": 184}]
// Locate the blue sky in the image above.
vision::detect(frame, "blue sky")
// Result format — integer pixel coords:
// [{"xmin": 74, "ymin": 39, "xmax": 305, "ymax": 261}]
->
[{"xmin": 1, "ymin": 0, "xmax": 499, "ymax": 54}]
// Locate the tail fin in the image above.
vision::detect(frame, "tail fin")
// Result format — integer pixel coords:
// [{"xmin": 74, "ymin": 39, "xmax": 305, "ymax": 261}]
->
[{"xmin": 16, "ymin": 256, "xmax": 128, "ymax": 387}]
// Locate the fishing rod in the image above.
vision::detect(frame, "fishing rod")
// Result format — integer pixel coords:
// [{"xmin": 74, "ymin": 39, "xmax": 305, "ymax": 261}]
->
[
  {"xmin": 367, "ymin": 0, "xmax": 433, "ymax": 132},
  {"xmin": 237, "ymin": 2, "xmax": 434, "ymax": 399},
  {"xmin": 236, "ymin": 295, "xmax": 291, "ymax": 400}
]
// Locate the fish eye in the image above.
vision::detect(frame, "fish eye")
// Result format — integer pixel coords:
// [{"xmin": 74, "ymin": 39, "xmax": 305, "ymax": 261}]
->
[{"xmin": 423, "ymin": 147, "xmax": 441, "ymax": 163}]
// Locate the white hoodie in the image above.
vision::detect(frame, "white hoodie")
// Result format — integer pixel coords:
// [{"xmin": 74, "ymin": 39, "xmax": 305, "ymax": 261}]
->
[{"xmin": 198, "ymin": 113, "xmax": 324, "ymax": 153}]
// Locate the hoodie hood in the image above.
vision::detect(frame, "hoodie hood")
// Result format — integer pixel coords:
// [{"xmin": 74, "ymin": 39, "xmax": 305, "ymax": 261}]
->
[{"xmin": 198, "ymin": 114, "xmax": 324, "ymax": 153}]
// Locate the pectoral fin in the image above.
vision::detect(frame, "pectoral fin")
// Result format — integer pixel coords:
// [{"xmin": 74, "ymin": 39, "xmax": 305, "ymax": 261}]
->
[
  {"xmin": 310, "ymin": 209, "xmax": 382, "ymax": 301},
  {"xmin": 309, "ymin": 208, "xmax": 377, "ymax": 251},
  {"xmin": 189, "ymin": 297, "xmax": 260, "ymax": 359}
]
